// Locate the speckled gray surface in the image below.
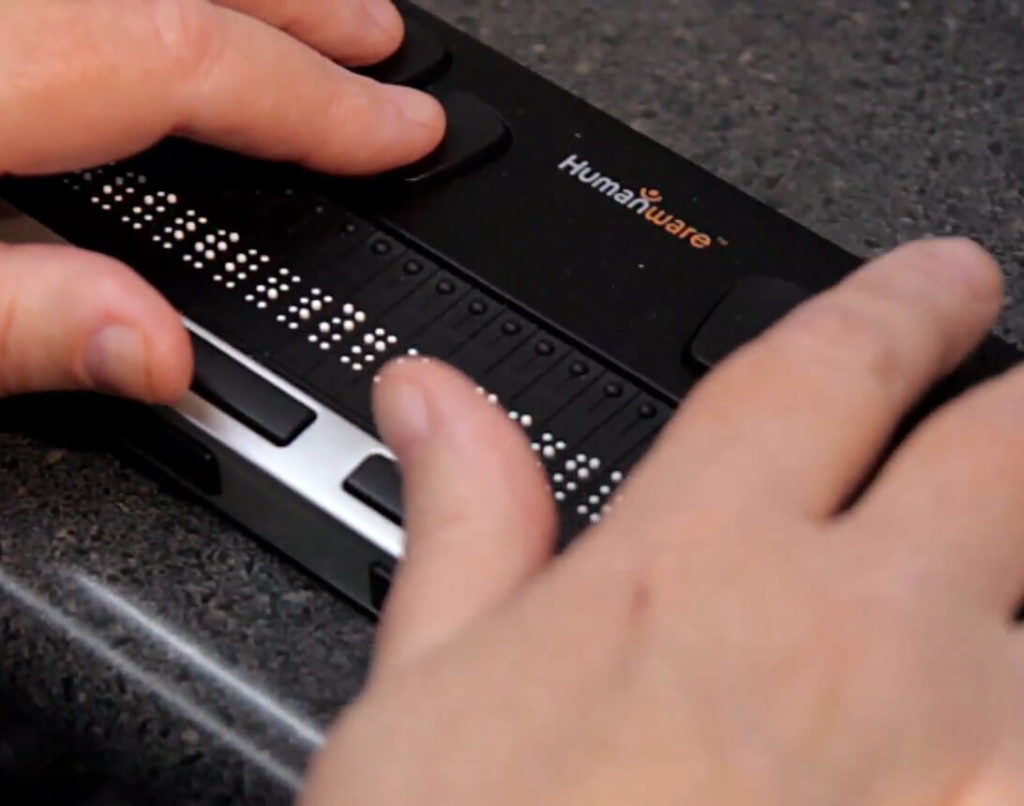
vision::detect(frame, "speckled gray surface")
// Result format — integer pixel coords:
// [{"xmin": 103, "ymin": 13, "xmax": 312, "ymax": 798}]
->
[{"xmin": 1, "ymin": 1, "xmax": 1023, "ymax": 803}]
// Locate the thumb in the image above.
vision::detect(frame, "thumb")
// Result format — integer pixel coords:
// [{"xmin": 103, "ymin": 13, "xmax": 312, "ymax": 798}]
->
[
  {"xmin": 368, "ymin": 357, "xmax": 558, "ymax": 678},
  {"xmin": 0, "ymin": 242, "xmax": 192, "ymax": 401}
]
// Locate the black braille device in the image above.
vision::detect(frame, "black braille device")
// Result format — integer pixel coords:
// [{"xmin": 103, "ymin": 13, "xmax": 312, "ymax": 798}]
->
[{"xmin": 1, "ymin": 2, "xmax": 1019, "ymax": 615}]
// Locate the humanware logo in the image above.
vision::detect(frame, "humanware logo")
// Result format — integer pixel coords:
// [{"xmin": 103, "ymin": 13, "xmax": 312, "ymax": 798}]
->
[{"xmin": 557, "ymin": 154, "xmax": 727, "ymax": 250}]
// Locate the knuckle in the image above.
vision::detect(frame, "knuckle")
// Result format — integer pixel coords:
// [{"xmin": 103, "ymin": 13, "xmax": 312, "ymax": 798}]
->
[
  {"xmin": 777, "ymin": 297, "xmax": 904, "ymax": 388},
  {"xmin": 145, "ymin": 0, "xmax": 223, "ymax": 83}
]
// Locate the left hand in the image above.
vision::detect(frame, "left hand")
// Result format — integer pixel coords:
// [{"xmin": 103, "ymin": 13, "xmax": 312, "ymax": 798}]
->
[{"xmin": 0, "ymin": 0, "xmax": 444, "ymax": 402}]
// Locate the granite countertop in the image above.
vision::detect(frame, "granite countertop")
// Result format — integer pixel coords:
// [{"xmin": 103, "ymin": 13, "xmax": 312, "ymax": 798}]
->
[{"xmin": 2, "ymin": 1, "xmax": 1023, "ymax": 803}]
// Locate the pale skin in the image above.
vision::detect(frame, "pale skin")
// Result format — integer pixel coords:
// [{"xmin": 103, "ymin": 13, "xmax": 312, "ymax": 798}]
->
[{"xmin": 3, "ymin": 2, "xmax": 1024, "ymax": 804}]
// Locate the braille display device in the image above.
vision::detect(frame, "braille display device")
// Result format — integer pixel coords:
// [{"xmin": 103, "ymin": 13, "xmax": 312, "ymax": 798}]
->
[{"xmin": 2, "ymin": 2, "xmax": 1020, "ymax": 615}]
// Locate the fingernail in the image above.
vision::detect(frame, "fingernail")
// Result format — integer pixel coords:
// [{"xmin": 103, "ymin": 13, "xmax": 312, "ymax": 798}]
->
[
  {"xmin": 385, "ymin": 85, "xmax": 443, "ymax": 128},
  {"xmin": 364, "ymin": 0, "xmax": 401, "ymax": 34},
  {"xmin": 85, "ymin": 324, "xmax": 146, "ymax": 396},
  {"xmin": 375, "ymin": 379, "xmax": 432, "ymax": 454}
]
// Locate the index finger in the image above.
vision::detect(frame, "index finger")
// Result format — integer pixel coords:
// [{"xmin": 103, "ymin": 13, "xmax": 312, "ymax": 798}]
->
[{"xmin": 0, "ymin": 0, "xmax": 445, "ymax": 177}]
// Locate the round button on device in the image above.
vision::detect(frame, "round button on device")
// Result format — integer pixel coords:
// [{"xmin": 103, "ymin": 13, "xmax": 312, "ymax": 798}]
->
[
  {"xmin": 436, "ymin": 279, "xmax": 455, "ymax": 295},
  {"xmin": 404, "ymin": 259, "xmax": 424, "ymax": 275},
  {"xmin": 638, "ymin": 403, "xmax": 657, "ymax": 419},
  {"xmin": 502, "ymin": 321, "xmax": 522, "ymax": 335},
  {"xmin": 604, "ymin": 382, "xmax": 623, "ymax": 398},
  {"xmin": 569, "ymin": 361, "xmax": 589, "ymax": 377},
  {"xmin": 535, "ymin": 340, "xmax": 554, "ymax": 356},
  {"xmin": 469, "ymin": 300, "xmax": 488, "ymax": 315},
  {"xmin": 371, "ymin": 239, "xmax": 392, "ymax": 255}
]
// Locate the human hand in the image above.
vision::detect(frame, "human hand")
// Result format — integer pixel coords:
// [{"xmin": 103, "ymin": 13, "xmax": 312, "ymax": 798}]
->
[
  {"xmin": 0, "ymin": 0, "xmax": 443, "ymax": 401},
  {"xmin": 302, "ymin": 238, "xmax": 1024, "ymax": 805}
]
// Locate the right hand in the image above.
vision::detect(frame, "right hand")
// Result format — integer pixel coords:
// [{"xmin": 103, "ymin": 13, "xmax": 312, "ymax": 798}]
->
[
  {"xmin": 303, "ymin": 238, "xmax": 1024, "ymax": 805},
  {"xmin": 0, "ymin": 0, "xmax": 444, "ymax": 403}
]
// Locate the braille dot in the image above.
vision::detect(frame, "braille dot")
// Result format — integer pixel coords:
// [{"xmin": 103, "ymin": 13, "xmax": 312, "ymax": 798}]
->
[
  {"xmin": 332, "ymin": 334, "xmax": 342, "ymax": 342},
  {"xmin": 520, "ymin": 415, "xmax": 534, "ymax": 428},
  {"xmin": 205, "ymin": 250, "xmax": 216, "ymax": 260},
  {"xmin": 600, "ymin": 485, "xmax": 611, "ymax": 495},
  {"xmin": 343, "ymin": 304, "xmax": 355, "ymax": 315},
  {"xmin": 535, "ymin": 340, "xmax": 554, "ymax": 356},
  {"xmin": 565, "ymin": 460, "xmax": 577, "ymax": 472},
  {"xmin": 371, "ymin": 239, "xmax": 391, "ymax": 255},
  {"xmin": 186, "ymin": 222, "xmax": 197, "ymax": 232},
  {"xmin": 167, "ymin": 194, "xmax": 178, "ymax": 204},
  {"xmin": 589, "ymin": 495, "xmax": 601, "ymax": 506},
  {"xmin": 351, "ymin": 346, "xmax": 362, "ymax": 355},
  {"xmin": 341, "ymin": 356, "xmax": 351, "ymax": 364},
  {"xmin": 555, "ymin": 492, "xmax": 565, "ymax": 502},
  {"xmin": 320, "ymin": 323, "xmax": 331, "ymax": 334},
  {"xmin": 576, "ymin": 454, "xmax": 587, "ymax": 463},
  {"xmin": 311, "ymin": 300, "xmax": 323, "ymax": 312},
  {"xmin": 352, "ymin": 363, "xmax": 363, "ymax": 372},
  {"xmin": 300, "ymin": 310, "xmax": 311, "ymax": 321},
  {"xmin": 543, "ymin": 446, "xmax": 556, "ymax": 459},
  {"xmin": 576, "ymin": 505, "xmax": 588, "ymax": 516},
  {"xmin": 487, "ymin": 393, "xmax": 499, "ymax": 405},
  {"xmin": 238, "ymin": 273, "xmax": 247, "ymax": 281},
  {"xmin": 553, "ymin": 474, "xmax": 564, "ymax": 484},
  {"xmin": 509, "ymin": 411, "xmax": 520, "ymax": 421},
  {"xmin": 308, "ymin": 335, "xmax": 318, "ymax": 344},
  {"xmin": 229, "ymin": 233, "xmax": 240, "ymax": 243},
  {"xmin": 404, "ymin": 260, "xmax": 424, "ymax": 275},
  {"xmin": 638, "ymin": 403, "xmax": 657, "ymax": 419},
  {"xmin": 238, "ymin": 254, "xmax": 247, "ymax": 264},
  {"xmin": 387, "ymin": 335, "xmax": 398, "ymax": 345},
  {"xmin": 469, "ymin": 299, "xmax": 487, "ymax": 314},
  {"xmin": 604, "ymin": 382, "xmax": 623, "ymax": 398},
  {"xmin": 578, "ymin": 468, "xmax": 591, "ymax": 480},
  {"xmin": 320, "ymin": 342, "xmax": 330, "ymax": 350},
  {"xmin": 375, "ymin": 328, "xmax": 386, "ymax": 336},
  {"xmin": 363, "ymin": 334, "xmax": 375, "ymax": 345},
  {"xmin": 611, "ymin": 471, "xmax": 624, "ymax": 483},
  {"xmin": 375, "ymin": 342, "xmax": 387, "ymax": 352},
  {"xmin": 570, "ymin": 361, "xmax": 588, "ymax": 377},
  {"xmin": 502, "ymin": 320, "xmax": 522, "ymax": 335},
  {"xmin": 332, "ymin": 317, "xmax": 341, "ymax": 325},
  {"xmin": 344, "ymin": 321, "xmax": 355, "ymax": 332},
  {"xmin": 355, "ymin": 311, "xmax": 366, "ymax": 323},
  {"xmin": 436, "ymin": 280, "xmax": 455, "ymax": 295},
  {"xmin": 590, "ymin": 513, "xmax": 602, "ymax": 524},
  {"xmin": 144, "ymin": 195, "xmax": 155, "ymax": 205},
  {"xmin": 408, "ymin": 349, "xmax": 419, "ymax": 356},
  {"xmin": 217, "ymin": 242, "xmax": 228, "ymax": 251},
  {"xmin": 567, "ymin": 482, "xmax": 578, "ymax": 492}
]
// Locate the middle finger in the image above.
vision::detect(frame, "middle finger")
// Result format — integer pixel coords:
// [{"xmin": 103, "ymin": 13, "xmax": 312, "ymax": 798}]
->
[
  {"xmin": 609, "ymin": 239, "xmax": 1003, "ymax": 540},
  {"xmin": 213, "ymin": 0, "xmax": 405, "ymax": 66}
]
